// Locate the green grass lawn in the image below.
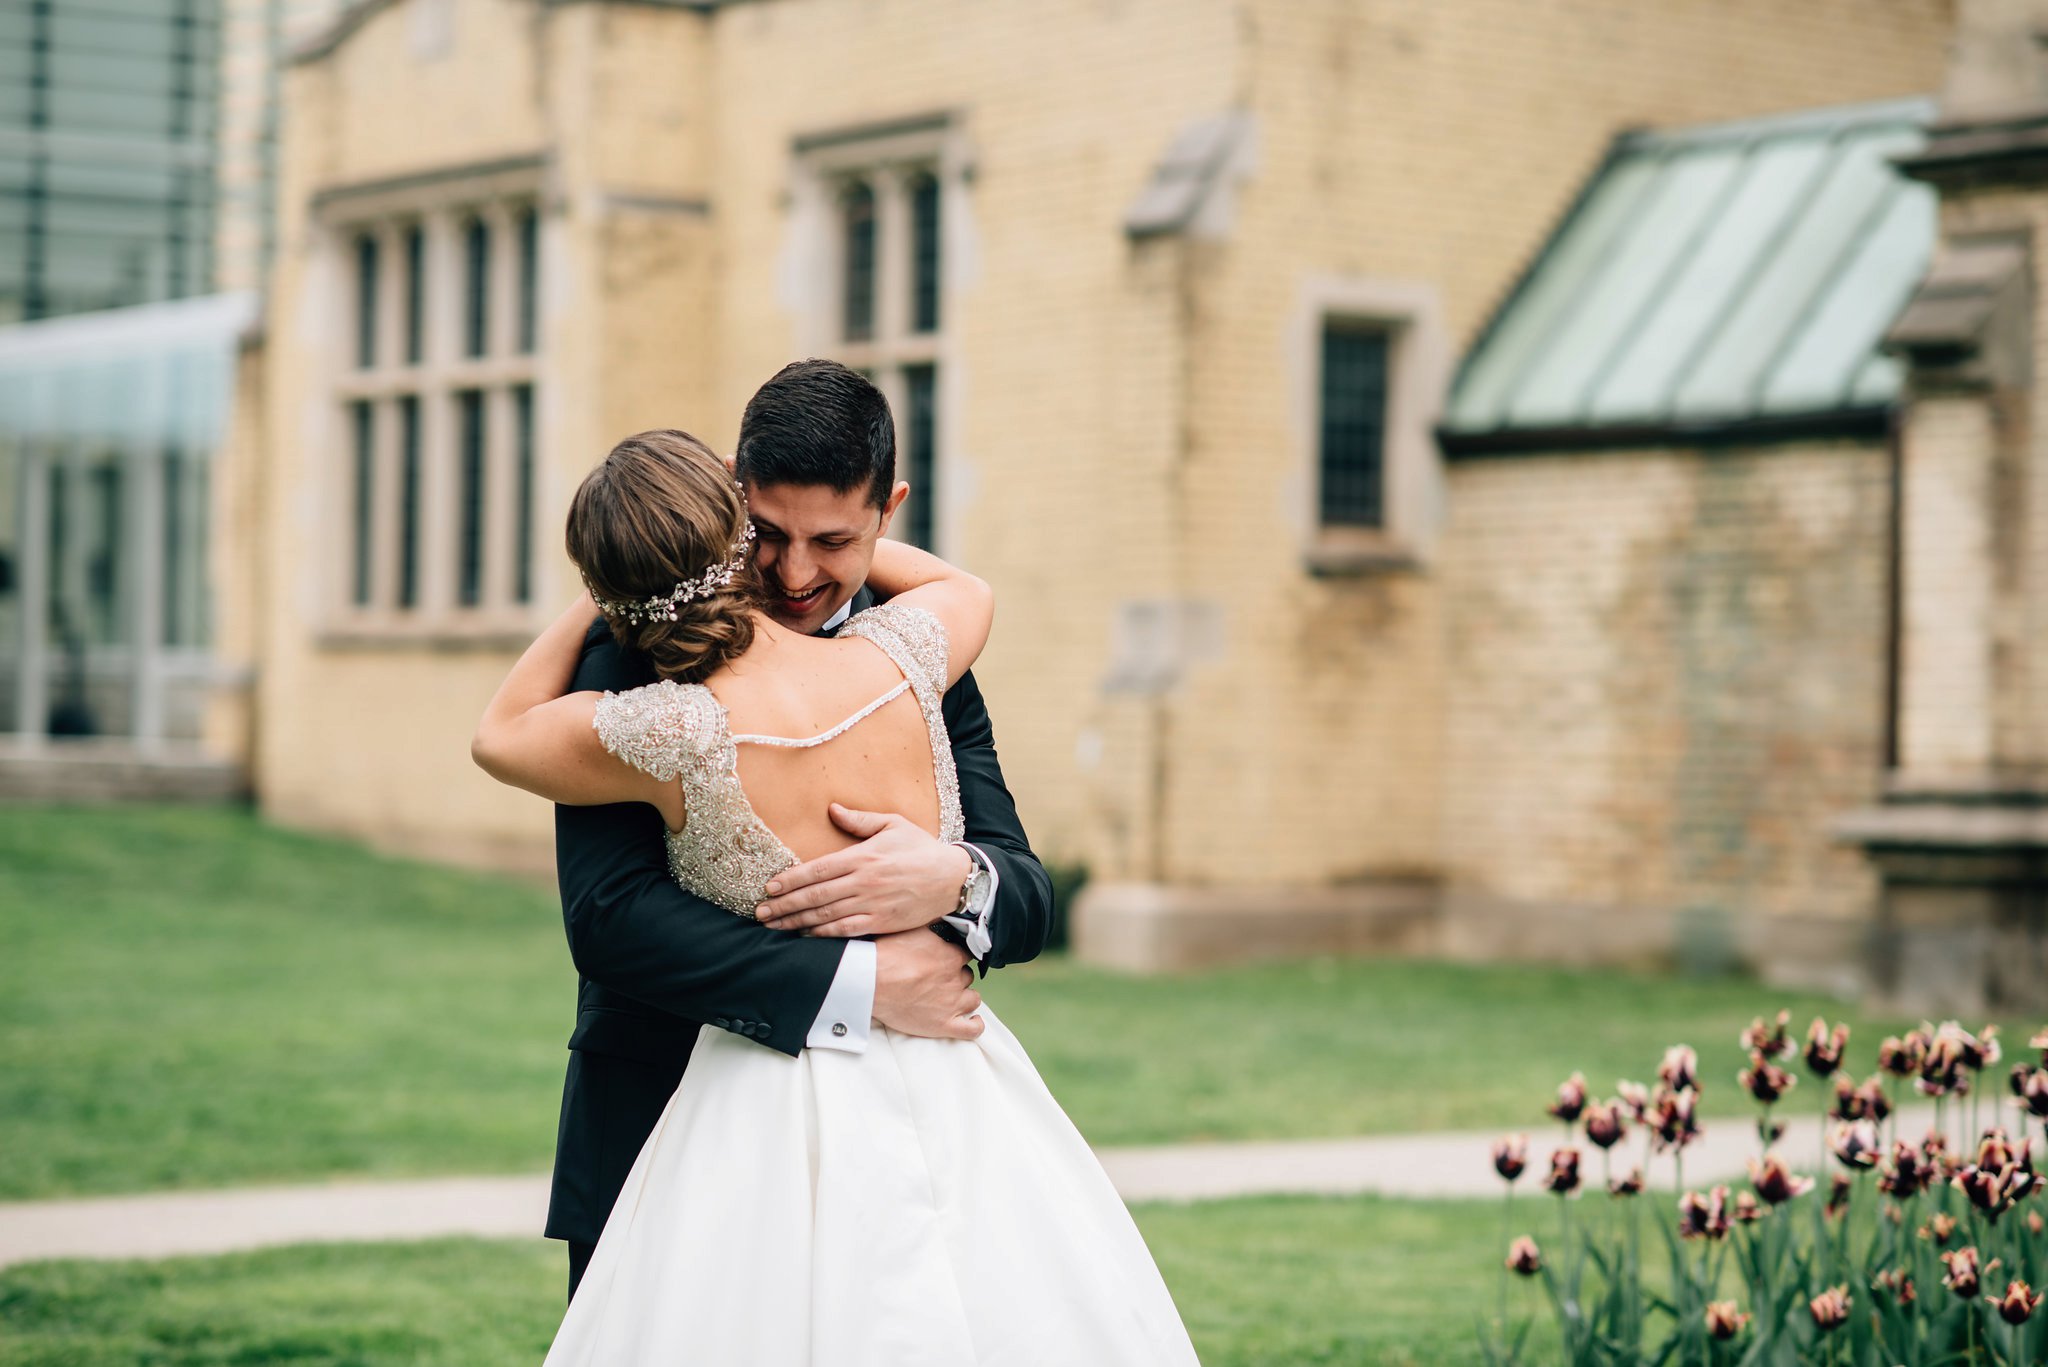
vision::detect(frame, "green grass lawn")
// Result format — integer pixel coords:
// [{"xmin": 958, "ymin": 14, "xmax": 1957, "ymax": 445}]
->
[
  {"xmin": 0, "ymin": 1195, "xmax": 1538, "ymax": 1367},
  {"xmin": 4, "ymin": 804, "xmax": 2029, "ymax": 1199},
  {"xmin": 983, "ymin": 952, "xmax": 1994, "ymax": 1146},
  {"xmin": 0, "ymin": 805, "xmax": 574, "ymax": 1199}
]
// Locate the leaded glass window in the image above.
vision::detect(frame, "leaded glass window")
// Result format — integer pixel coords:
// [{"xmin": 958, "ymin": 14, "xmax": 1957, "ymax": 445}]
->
[
  {"xmin": 456, "ymin": 389, "xmax": 485, "ymax": 607},
  {"xmin": 909, "ymin": 172, "xmax": 941, "ymax": 334},
  {"xmin": 1319, "ymin": 325, "xmax": 1389, "ymax": 529},
  {"xmin": 464, "ymin": 216, "xmax": 490, "ymax": 359},
  {"xmin": 355, "ymin": 234, "xmax": 379, "ymax": 370},
  {"xmin": 350, "ymin": 400, "xmax": 375, "ymax": 605},
  {"xmin": 841, "ymin": 181, "xmax": 876, "ymax": 343}
]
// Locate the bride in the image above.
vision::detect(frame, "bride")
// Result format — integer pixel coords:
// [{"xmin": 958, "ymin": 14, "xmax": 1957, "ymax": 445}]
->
[{"xmin": 472, "ymin": 431, "xmax": 1199, "ymax": 1364}]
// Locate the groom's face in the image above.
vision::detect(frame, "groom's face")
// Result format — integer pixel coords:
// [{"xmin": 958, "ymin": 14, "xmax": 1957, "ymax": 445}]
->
[{"xmin": 744, "ymin": 478, "xmax": 911, "ymax": 635}]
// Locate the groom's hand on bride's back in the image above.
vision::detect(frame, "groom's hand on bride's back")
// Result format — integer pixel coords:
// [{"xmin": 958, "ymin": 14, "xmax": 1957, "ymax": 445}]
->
[
  {"xmin": 872, "ymin": 929, "xmax": 985, "ymax": 1040},
  {"xmin": 753, "ymin": 803, "xmax": 973, "ymax": 938}
]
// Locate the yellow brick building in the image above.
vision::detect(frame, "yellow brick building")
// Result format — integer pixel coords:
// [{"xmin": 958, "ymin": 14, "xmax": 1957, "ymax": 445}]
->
[{"xmin": 230, "ymin": 0, "xmax": 1965, "ymax": 982}]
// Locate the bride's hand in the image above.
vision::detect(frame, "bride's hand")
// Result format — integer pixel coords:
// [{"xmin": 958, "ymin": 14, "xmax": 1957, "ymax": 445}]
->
[{"xmin": 870, "ymin": 928, "xmax": 984, "ymax": 1041}]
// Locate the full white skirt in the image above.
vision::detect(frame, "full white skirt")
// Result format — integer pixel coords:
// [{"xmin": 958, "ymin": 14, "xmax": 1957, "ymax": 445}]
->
[{"xmin": 543, "ymin": 1005, "xmax": 1201, "ymax": 1366}]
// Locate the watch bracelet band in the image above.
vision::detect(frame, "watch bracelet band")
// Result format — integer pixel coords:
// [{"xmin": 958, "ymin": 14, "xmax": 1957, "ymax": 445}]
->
[{"xmin": 950, "ymin": 842, "xmax": 989, "ymax": 921}]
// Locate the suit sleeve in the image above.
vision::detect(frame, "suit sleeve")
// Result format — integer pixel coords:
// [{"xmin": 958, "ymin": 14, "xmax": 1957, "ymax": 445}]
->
[
  {"xmin": 554, "ymin": 627, "xmax": 846, "ymax": 1057},
  {"xmin": 942, "ymin": 669, "xmax": 1055, "ymax": 973}
]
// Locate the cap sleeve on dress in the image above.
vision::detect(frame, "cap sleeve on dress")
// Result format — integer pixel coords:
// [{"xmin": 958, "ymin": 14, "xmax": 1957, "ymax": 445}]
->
[
  {"xmin": 591, "ymin": 678, "xmax": 714, "ymax": 782},
  {"xmin": 843, "ymin": 603, "xmax": 951, "ymax": 695}
]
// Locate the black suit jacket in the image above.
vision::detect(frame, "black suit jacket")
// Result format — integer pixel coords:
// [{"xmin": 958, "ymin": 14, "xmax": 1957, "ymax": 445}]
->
[{"xmin": 545, "ymin": 591, "xmax": 1054, "ymax": 1244}]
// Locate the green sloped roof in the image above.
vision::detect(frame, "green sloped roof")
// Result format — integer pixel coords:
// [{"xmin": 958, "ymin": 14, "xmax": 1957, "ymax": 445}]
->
[{"xmin": 1443, "ymin": 96, "xmax": 1936, "ymax": 447}]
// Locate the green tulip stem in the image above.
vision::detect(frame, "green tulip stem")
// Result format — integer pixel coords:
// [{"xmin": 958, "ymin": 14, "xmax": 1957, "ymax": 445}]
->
[
  {"xmin": 1818, "ymin": 1084, "xmax": 1829, "ymax": 1177},
  {"xmin": 1498, "ymin": 1185, "xmax": 1512, "ymax": 1331}
]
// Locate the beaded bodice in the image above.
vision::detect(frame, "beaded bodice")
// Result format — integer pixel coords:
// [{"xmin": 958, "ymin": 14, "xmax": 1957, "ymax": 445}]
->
[{"xmin": 591, "ymin": 603, "xmax": 962, "ymax": 918}]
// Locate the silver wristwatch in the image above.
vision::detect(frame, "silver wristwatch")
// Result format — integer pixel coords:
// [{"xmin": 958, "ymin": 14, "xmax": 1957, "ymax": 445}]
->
[{"xmin": 952, "ymin": 854, "xmax": 993, "ymax": 923}]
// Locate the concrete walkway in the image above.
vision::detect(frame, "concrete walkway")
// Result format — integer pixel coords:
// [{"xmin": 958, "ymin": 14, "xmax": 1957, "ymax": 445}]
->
[{"xmin": 0, "ymin": 1104, "xmax": 1996, "ymax": 1270}]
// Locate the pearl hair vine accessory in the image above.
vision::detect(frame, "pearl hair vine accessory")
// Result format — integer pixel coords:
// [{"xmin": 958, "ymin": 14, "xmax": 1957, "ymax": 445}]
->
[{"xmin": 588, "ymin": 518, "xmax": 757, "ymax": 625}]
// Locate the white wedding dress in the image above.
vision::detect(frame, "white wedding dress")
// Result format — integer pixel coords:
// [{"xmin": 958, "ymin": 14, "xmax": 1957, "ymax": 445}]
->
[{"xmin": 543, "ymin": 603, "xmax": 1200, "ymax": 1366}]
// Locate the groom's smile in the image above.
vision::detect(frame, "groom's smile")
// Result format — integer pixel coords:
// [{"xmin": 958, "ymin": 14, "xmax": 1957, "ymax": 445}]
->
[{"xmin": 744, "ymin": 477, "xmax": 911, "ymax": 635}]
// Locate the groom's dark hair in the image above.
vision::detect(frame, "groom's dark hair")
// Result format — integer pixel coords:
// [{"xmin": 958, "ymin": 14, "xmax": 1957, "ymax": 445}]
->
[{"xmin": 735, "ymin": 359, "xmax": 896, "ymax": 508}]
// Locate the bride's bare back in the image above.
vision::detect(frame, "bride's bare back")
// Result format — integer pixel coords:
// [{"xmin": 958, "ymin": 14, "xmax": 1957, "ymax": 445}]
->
[
  {"xmin": 708, "ymin": 628, "xmax": 943, "ymax": 861},
  {"xmin": 588, "ymin": 603, "xmax": 961, "ymax": 919}
]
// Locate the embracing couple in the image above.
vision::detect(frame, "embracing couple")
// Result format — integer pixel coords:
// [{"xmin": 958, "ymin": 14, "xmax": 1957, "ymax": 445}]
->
[{"xmin": 472, "ymin": 360, "xmax": 1199, "ymax": 1364}]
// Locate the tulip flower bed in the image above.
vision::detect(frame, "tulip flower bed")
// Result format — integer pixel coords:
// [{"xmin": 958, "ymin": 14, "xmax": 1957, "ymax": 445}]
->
[{"xmin": 1485, "ymin": 1015, "xmax": 2048, "ymax": 1366}]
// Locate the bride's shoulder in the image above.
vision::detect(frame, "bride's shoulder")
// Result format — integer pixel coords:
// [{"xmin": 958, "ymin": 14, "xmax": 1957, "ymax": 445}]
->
[
  {"xmin": 591, "ymin": 678, "xmax": 724, "ymax": 781},
  {"xmin": 842, "ymin": 602, "xmax": 949, "ymax": 691}
]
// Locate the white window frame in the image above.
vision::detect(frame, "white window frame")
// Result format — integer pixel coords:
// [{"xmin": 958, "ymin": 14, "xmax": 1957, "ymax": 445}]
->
[
  {"xmin": 312, "ymin": 157, "xmax": 548, "ymax": 645},
  {"xmin": 787, "ymin": 116, "xmax": 972, "ymax": 558},
  {"xmin": 1290, "ymin": 275, "xmax": 1450, "ymax": 573}
]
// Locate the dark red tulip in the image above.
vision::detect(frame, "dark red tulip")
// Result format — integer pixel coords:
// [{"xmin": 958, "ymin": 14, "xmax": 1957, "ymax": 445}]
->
[
  {"xmin": 1650, "ymin": 1086, "xmax": 1702, "ymax": 1152},
  {"xmin": 1826, "ymin": 1172, "xmax": 1853, "ymax": 1218},
  {"xmin": 1492, "ymin": 1133, "xmax": 1528, "ymax": 1182},
  {"xmin": 1976, "ymin": 1128, "xmax": 2017, "ymax": 1172},
  {"xmin": 1658, "ymin": 1045, "xmax": 1698, "ymax": 1093},
  {"xmin": 1808, "ymin": 1285, "xmax": 1851, "ymax": 1332},
  {"xmin": 1830, "ymin": 1119, "xmax": 1881, "ymax": 1170},
  {"xmin": 1730, "ymin": 1191, "xmax": 1762, "ymax": 1224},
  {"xmin": 1505, "ymin": 1235, "xmax": 1541, "ymax": 1276},
  {"xmin": 1874, "ymin": 1269, "xmax": 1916, "ymax": 1307},
  {"xmin": 1547, "ymin": 1072, "xmax": 1587, "ymax": 1125},
  {"xmin": 1918, "ymin": 1031, "xmax": 1968, "ymax": 1098},
  {"xmin": 1583, "ymin": 1101, "xmax": 1626, "ymax": 1151},
  {"xmin": 1742, "ymin": 1011, "xmax": 1793, "ymax": 1061},
  {"xmin": 1678, "ymin": 1187, "xmax": 1731, "ymax": 1240},
  {"xmin": 1998, "ymin": 1279, "xmax": 2043, "ymax": 1326},
  {"xmin": 1749, "ymin": 1154, "xmax": 1814, "ymax": 1205},
  {"xmin": 2018, "ymin": 1067, "xmax": 2048, "ymax": 1119},
  {"xmin": 1951, "ymin": 1022, "xmax": 2000, "ymax": 1071},
  {"xmin": 1616, "ymin": 1080, "xmax": 1650, "ymax": 1121},
  {"xmin": 1704, "ymin": 1300, "xmax": 1750, "ymax": 1340},
  {"xmin": 1943, "ymin": 1246, "xmax": 1994, "ymax": 1300},
  {"xmin": 1803, "ymin": 1018, "xmax": 1849, "ymax": 1076},
  {"xmin": 1956, "ymin": 1164, "xmax": 2024, "ymax": 1222},
  {"xmin": 1545, "ymin": 1147, "xmax": 1582, "ymax": 1196},
  {"xmin": 1609, "ymin": 1167, "xmax": 1644, "ymax": 1198},
  {"xmin": 1878, "ymin": 1142, "xmax": 1929, "ymax": 1199},
  {"xmin": 1740, "ymin": 1052, "xmax": 1797, "ymax": 1105},
  {"xmin": 1879, "ymin": 1031, "xmax": 1927, "ymax": 1077}
]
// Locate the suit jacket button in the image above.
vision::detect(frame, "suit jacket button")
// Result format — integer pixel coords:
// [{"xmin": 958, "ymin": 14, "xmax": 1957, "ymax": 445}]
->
[
  {"xmin": 831, "ymin": 1021, "xmax": 848, "ymax": 1038},
  {"xmin": 714, "ymin": 1017, "xmax": 729, "ymax": 1029}
]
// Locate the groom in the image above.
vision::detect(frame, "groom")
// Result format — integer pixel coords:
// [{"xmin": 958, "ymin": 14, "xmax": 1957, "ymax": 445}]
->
[{"xmin": 548, "ymin": 359, "xmax": 1056, "ymax": 1298}]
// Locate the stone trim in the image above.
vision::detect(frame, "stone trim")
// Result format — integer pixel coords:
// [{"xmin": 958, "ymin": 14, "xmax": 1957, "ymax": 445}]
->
[{"xmin": 1288, "ymin": 274, "xmax": 1449, "ymax": 571}]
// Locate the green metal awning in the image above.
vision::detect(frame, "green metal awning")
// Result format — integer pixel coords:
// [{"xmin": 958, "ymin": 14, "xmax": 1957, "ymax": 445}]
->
[{"xmin": 1442, "ymin": 97, "xmax": 1936, "ymax": 453}]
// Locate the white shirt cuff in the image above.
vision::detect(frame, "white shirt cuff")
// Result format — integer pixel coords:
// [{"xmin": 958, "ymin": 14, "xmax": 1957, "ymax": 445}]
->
[
  {"xmin": 942, "ymin": 842, "xmax": 998, "ymax": 961},
  {"xmin": 806, "ymin": 938, "xmax": 875, "ymax": 1053}
]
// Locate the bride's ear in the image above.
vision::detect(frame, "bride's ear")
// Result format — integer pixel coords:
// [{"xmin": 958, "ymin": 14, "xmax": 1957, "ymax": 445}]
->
[{"xmin": 722, "ymin": 453, "xmax": 739, "ymax": 476}]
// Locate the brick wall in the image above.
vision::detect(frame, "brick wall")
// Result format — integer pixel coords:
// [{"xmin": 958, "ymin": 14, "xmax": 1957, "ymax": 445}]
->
[{"xmin": 1437, "ymin": 441, "xmax": 1893, "ymax": 927}]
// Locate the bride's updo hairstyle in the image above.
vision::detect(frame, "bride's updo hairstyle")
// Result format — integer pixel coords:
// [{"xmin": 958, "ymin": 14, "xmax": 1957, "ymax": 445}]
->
[{"xmin": 566, "ymin": 429, "xmax": 762, "ymax": 684}]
